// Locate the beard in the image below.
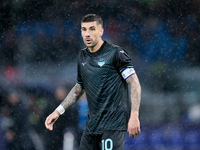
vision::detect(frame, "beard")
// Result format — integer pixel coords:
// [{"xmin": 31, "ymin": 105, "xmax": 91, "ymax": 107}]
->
[{"xmin": 84, "ymin": 39, "xmax": 98, "ymax": 49}]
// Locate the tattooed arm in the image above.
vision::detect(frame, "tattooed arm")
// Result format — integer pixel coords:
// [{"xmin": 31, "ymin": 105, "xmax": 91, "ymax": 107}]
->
[
  {"xmin": 45, "ymin": 83, "xmax": 84, "ymax": 131},
  {"xmin": 61, "ymin": 83, "xmax": 84, "ymax": 110},
  {"xmin": 126, "ymin": 73, "xmax": 141, "ymax": 138}
]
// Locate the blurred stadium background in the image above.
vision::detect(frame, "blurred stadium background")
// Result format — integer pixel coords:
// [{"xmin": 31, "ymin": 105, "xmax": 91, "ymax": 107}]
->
[{"xmin": 0, "ymin": 0, "xmax": 200, "ymax": 150}]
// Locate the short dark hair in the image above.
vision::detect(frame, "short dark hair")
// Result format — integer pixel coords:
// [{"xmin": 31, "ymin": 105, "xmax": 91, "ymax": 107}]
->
[{"xmin": 81, "ymin": 14, "xmax": 103, "ymax": 27}]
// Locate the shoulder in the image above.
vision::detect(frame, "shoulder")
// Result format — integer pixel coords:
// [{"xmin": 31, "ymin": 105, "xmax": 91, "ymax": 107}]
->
[
  {"xmin": 106, "ymin": 41, "xmax": 128, "ymax": 56},
  {"xmin": 80, "ymin": 47, "xmax": 88, "ymax": 54},
  {"xmin": 105, "ymin": 41, "xmax": 120, "ymax": 49},
  {"xmin": 105, "ymin": 41, "xmax": 123, "ymax": 54},
  {"xmin": 78, "ymin": 47, "xmax": 88, "ymax": 57}
]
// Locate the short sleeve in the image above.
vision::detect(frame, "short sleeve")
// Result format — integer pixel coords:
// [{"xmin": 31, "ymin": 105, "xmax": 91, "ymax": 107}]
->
[
  {"xmin": 114, "ymin": 48, "xmax": 135, "ymax": 79},
  {"xmin": 77, "ymin": 55, "xmax": 83, "ymax": 84}
]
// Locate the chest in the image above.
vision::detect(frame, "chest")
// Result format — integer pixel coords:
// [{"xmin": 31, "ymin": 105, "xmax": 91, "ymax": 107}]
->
[{"xmin": 79, "ymin": 51, "xmax": 117, "ymax": 79}]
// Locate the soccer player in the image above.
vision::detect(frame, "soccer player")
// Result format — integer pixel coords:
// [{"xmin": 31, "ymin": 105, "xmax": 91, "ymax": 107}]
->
[{"xmin": 45, "ymin": 14, "xmax": 141, "ymax": 150}]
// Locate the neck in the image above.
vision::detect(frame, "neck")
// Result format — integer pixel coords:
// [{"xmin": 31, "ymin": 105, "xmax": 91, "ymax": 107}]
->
[{"xmin": 88, "ymin": 39, "xmax": 104, "ymax": 53}]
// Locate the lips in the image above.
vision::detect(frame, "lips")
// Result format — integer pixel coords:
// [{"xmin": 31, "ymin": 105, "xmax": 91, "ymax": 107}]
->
[{"xmin": 85, "ymin": 38, "xmax": 92, "ymax": 44}]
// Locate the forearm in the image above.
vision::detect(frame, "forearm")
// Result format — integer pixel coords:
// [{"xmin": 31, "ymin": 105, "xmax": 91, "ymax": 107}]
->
[
  {"xmin": 126, "ymin": 74, "xmax": 141, "ymax": 116},
  {"xmin": 60, "ymin": 83, "xmax": 84, "ymax": 110}
]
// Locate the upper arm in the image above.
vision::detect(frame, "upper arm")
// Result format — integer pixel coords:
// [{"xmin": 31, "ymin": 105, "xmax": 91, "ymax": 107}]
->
[{"xmin": 114, "ymin": 48, "xmax": 133, "ymax": 72}]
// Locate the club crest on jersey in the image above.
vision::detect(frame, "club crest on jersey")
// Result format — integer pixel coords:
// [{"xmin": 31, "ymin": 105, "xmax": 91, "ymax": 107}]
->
[{"xmin": 98, "ymin": 58, "xmax": 105, "ymax": 67}]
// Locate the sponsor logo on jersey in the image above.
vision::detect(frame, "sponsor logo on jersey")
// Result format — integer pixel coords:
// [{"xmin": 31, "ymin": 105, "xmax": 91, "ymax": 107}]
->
[
  {"xmin": 120, "ymin": 50, "xmax": 125, "ymax": 53},
  {"xmin": 82, "ymin": 62, "xmax": 87, "ymax": 66},
  {"xmin": 98, "ymin": 58, "xmax": 105, "ymax": 67}
]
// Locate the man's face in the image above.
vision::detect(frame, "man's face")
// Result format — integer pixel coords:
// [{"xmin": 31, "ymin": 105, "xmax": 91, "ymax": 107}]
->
[{"xmin": 81, "ymin": 21, "xmax": 103, "ymax": 49}]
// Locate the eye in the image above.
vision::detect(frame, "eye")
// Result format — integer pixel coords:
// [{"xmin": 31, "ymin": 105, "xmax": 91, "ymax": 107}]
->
[
  {"xmin": 90, "ymin": 27, "xmax": 95, "ymax": 31},
  {"xmin": 81, "ymin": 28, "xmax": 86, "ymax": 31}
]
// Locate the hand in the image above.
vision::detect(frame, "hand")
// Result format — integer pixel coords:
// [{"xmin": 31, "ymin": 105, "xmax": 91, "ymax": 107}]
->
[
  {"xmin": 127, "ymin": 115, "xmax": 141, "ymax": 138},
  {"xmin": 45, "ymin": 110, "xmax": 60, "ymax": 131}
]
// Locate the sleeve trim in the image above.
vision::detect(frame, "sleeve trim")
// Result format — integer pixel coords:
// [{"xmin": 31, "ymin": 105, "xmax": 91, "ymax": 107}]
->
[
  {"xmin": 120, "ymin": 66, "xmax": 134, "ymax": 73},
  {"xmin": 77, "ymin": 81, "xmax": 83, "ymax": 84}
]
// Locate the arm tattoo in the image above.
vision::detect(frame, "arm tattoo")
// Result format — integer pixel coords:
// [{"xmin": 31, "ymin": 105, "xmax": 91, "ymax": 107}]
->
[
  {"xmin": 126, "ymin": 74, "xmax": 141, "ymax": 112},
  {"xmin": 61, "ymin": 83, "xmax": 84, "ymax": 110}
]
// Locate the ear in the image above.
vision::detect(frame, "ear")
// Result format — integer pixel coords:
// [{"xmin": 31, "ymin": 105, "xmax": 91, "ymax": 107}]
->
[{"xmin": 99, "ymin": 27, "xmax": 104, "ymax": 37}]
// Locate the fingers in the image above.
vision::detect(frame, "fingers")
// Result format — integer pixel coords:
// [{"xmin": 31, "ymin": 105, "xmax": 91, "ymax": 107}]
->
[
  {"xmin": 130, "ymin": 134, "xmax": 135, "ymax": 138},
  {"xmin": 138, "ymin": 129, "xmax": 141, "ymax": 135},
  {"xmin": 45, "ymin": 116, "xmax": 54, "ymax": 131},
  {"xmin": 45, "ymin": 111, "xmax": 60, "ymax": 131},
  {"xmin": 128, "ymin": 127, "xmax": 141, "ymax": 138}
]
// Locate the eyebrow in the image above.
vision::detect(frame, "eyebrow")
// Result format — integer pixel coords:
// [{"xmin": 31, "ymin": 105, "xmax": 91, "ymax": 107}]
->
[{"xmin": 81, "ymin": 26, "xmax": 96, "ymax": 29}]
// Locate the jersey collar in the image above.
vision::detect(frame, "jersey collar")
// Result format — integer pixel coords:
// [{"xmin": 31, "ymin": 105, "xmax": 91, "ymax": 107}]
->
[{"xmin": 86, "ymin": 41, "xmax": 107, "ymax": 57}]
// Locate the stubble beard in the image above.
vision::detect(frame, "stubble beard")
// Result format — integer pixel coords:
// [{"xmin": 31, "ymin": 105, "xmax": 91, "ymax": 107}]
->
[{"xmin": 85, "ymin": 40, "xmax": 98, "ymax": 50}]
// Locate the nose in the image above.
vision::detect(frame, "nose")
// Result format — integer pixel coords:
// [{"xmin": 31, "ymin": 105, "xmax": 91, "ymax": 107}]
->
[{"xmin": 85, "ymin": 30, "xmax": 90, "ymax": 37}]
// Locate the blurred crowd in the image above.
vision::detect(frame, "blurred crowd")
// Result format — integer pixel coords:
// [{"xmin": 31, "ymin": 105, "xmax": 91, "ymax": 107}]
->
[
  {"xmin": 0, "ymin": 85, "xmax": 84, "ymax": 150},
  {"xmin": 0, "ymin": 0, "xmax": 200, "ymax": 66},
  {"xmin": 0, "ymin": 0, "xmax": 200, "ymax": 149}
]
